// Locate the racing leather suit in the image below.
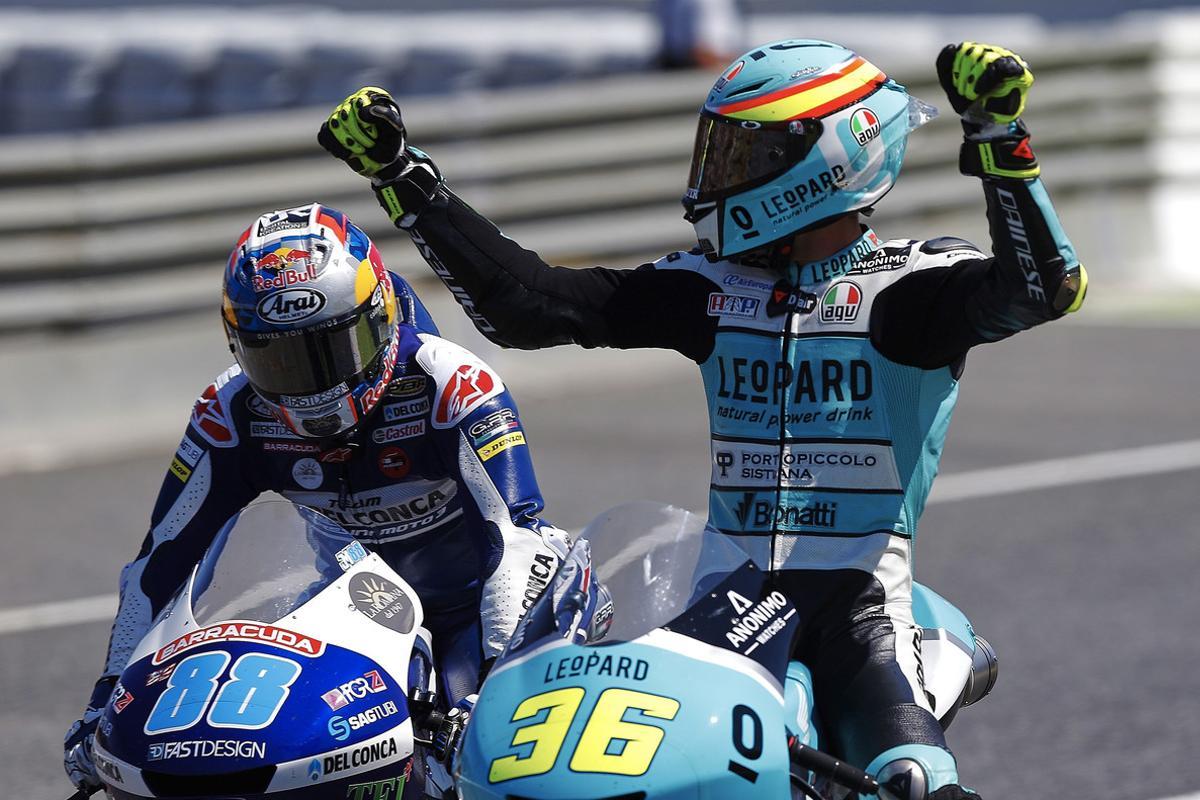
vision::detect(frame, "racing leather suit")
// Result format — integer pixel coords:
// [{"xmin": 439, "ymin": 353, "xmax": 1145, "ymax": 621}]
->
[
  {"xmin": 99, "ymin": 274, "xmax": 566, "ymax": 707},
  {"xmin": 387, "ymin": 167, "xmax": 1081, "ymax": 783}
]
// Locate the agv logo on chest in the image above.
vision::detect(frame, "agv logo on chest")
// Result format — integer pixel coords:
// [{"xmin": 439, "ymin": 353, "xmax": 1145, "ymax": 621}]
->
[{"xmin": 820, "ymin": 281, "xmax": 863, "ymax": 323}]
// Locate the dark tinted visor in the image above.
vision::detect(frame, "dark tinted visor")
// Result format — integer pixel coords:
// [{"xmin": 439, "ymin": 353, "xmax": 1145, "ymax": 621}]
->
[
  {"xmin": 686, "ymin": 112, "xmax": 824, "ymax": 202},
  {"xmin": 230, "ymin": 301, "xmax": 392, "ymax": 398}
]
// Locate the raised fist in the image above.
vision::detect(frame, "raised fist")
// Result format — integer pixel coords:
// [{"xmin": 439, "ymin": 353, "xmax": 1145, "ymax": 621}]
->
[
  {"xmin": 318, "ymin": 87, "xmax": 407, "ymax": 178},
  {"xmin": 937, "ymin": 42, "xmax": 1034, "ymax": 125}
]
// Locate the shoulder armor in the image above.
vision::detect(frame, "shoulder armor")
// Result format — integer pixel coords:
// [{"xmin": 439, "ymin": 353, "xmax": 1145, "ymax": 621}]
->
[
  {"xmin": 189, "ymin": 365, "xmax": 248, "ymax": 448},
  {"xmin": 653, "ymin": 250, "xmax": 707, "ymax": 273},
  {"xmin": 910, "ymin": 237, "xmax": 985, "ymax": 273},
  {"xmin": 919, "ymin": 236, "xmax": 981, "ymax": 255},
  {"xmin": 415, "ymin": 334, "xmax": 506, "ymax": 429}
]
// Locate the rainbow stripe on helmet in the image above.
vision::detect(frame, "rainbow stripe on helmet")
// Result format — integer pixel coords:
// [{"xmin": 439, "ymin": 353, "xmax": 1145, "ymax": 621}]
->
[{"xmin": 715, "ymin": 55, "xmax": 886, "ymax": 122}]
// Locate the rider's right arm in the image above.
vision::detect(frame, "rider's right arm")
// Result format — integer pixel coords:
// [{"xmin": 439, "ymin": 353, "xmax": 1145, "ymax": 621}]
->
[
  {"xmin": 99, "ymin": 373, "xmax": 260, "ymax": 679},
  {"xmin": 406, "ymin": 189, "xmax": 720, "ymax": 363},
  {"xmin": 318, "ymin": 88, "xmax": 718, "ymax": 360}
]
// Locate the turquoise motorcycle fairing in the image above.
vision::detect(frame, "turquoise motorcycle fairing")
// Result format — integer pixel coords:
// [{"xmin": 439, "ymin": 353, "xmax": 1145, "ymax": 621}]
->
[
  {"xmin": 456, "ymin": 503, "xmax": 993, "ymax": 799},
  {"xmin": 457, "ymin": 502, "xmax": 802, "ymax": 798}
]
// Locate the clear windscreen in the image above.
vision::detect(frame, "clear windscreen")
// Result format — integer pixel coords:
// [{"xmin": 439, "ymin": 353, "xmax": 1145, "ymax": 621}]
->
[
  {"xmin": 190, "ymin": 500, "xmax": 363, "ymax": 626},
  {"xmin": 501, "ymin": 502, "xmax": 754, "ymax": 660}
]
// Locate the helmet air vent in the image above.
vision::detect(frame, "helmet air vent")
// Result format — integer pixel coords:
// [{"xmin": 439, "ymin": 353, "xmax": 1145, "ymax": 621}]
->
[{"xmin": 723, "ymin": 80, "xmax": 769, "ymax": 99}]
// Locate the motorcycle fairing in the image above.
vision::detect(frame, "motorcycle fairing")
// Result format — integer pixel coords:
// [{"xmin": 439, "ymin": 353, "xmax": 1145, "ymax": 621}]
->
[
  {"xmin": 458, "ymin": 503, "xmax": 989, "ymax": 797},
  {"xmin": 661, "ymin": 559, "xmax": 800, "ymax": 684},
  {"xmin": 92, "ymin": 747, "xmax": 416, "ymax": 800},
  {"xmin": 99, "ymin": 639, "xmax": 410, "ymax": 772},
  {"xmin": 457, "ymin": 632, "xmax": 791, "ymax": 799},
  {"xmin": 911, "ymin": 582, "xmax": 976, "ymax": 719},
  {"xmin": 784, "ymin": 661, "xmax": 819, "ymax": 750},
  {"xmin": 98, "ymin": 501, "xmax": 429, "ymax": 796}
]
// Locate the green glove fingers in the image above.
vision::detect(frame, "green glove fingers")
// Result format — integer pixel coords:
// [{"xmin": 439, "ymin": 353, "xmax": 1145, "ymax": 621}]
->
[
  {"xmin": 320, "ymin": 87, "xmax": 404, "ymax": 178},
  {"xmin": 339, "ymin": 100, "xmax": 373, "ymax": 145},
  {"xmin": 937, "ymin": 42, "xmax": 1040, "ymax": 179},
  {"xmin": 938, "ymin": 42, "xmax": 1034, "ymax": 124},
  {"xmin": 318, "ymin": 87, "xmax": 441, "ymax": 228}
]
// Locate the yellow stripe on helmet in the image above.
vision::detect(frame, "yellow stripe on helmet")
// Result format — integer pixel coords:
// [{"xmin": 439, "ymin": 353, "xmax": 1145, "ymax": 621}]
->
[
  {"xmin": 724, "ymin": 59, "xmax": 884, "ymax": 122},
  {"xmin": 354, "ymin": 258, "xmax": 379, "ymax": 305}
]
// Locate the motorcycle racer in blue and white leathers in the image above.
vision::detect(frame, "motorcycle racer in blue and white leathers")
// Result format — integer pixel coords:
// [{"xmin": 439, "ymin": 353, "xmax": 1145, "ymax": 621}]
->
[
  {"xmin": 63, "ymin": 203, "xmax": 568, "ymax": 792},
  {"xmin": 319, "ymin": 41, "xmax": 1086, "ymax": 800}
]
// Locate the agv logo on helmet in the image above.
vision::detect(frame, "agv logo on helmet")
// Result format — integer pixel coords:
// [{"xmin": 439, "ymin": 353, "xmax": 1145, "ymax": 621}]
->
[{"xmin": 849, "ymin": 108, "xmax": 881, "ymax": 146}]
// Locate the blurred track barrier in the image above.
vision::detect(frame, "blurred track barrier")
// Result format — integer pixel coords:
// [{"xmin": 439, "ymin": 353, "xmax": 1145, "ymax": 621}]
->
[{"xmin": 0, "ymin": 13, "xmax": 1197, "ymax": 334}]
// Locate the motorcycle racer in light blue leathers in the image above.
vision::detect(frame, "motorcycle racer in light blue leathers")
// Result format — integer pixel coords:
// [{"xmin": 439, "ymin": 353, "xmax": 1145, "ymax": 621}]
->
[{"xmin": 319, "ymin": 41, "xmax": 1087, "ymax": 799}]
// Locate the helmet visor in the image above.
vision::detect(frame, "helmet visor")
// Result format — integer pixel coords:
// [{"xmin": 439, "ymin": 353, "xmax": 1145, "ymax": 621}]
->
[
  {"xmin": 230, "ymin": 300, "xmax": 392, "ymax": 399},
  {"xmin": 686, "ymin": 112, "xmax": 824, "ymax": 203}
]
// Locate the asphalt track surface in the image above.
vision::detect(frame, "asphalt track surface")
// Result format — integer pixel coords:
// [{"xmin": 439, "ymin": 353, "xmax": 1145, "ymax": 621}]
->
[{"xmin": 3, "ymin": 319, "xmax": 1199, "ymax": 799}]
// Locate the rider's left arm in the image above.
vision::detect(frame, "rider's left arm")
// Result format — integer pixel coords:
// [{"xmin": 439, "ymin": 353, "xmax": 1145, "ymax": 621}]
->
[{"xmin": 869, "ymin": 42, "xmax": 1087, "ymax": 370}]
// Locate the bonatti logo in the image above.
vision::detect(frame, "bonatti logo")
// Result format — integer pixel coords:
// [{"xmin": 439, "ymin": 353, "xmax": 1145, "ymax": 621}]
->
[{"xmin": 733, "ymin": 492, "xmax": 756, "ymax": 528}]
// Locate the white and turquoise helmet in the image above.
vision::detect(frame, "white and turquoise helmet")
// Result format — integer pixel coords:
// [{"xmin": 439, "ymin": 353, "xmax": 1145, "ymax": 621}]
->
[{"xmin": 683, "ymin": 39, "xmax": 938, "ymax": 259}]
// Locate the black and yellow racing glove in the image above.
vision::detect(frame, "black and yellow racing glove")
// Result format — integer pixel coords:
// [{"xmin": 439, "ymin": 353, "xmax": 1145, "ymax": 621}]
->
[
  {"xmin": 936, "ymin": 42, "xmax": 1040, "ymax": 180},
  {"xmin": 318, "ymin": 86, "xmax": 405, "ymax": 177},
  {"xmin": 318, "ymin": 87, "xmax": 442, "ymax": 228}
]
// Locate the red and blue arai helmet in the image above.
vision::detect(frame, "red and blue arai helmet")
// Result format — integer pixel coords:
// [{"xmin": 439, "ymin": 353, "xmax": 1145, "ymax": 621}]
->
[{"xmin": 222, "ymin": 204, "xmax": 401, "ymax": 439}]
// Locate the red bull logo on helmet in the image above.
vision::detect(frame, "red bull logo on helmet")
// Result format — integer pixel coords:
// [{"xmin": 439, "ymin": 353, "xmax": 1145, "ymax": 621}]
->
[
  {"xmin": 252, "ymin": 248, "xmax": 319, "ymax": 292},
  {"xmin": 368, "ymin": 242, "xmax": 388, "ymax": 282}
]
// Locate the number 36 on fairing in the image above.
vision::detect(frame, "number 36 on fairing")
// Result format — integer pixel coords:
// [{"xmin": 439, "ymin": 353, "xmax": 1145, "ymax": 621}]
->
[{"xmin": 488, "ymin": 687, "xmax": 680, "ymax": 782}]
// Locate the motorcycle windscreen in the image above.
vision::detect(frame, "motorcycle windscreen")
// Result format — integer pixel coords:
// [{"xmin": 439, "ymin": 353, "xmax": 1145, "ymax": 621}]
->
[
  {"xmin": 503, "ymin": 503, "xmax": 724, "ymax": 651},
  {"xmin": 191, "ymin": 500, "xmax": 364, "ymax": 626},
  {"xmin": 459, "ymin": 503, "xmax": 800, "ymax": 799}
]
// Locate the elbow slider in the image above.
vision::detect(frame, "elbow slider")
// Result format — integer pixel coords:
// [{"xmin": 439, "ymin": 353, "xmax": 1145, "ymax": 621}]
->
[{"xmin": 1054, "ymin": 264, "xmax": 1088, "ymax": 315}]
